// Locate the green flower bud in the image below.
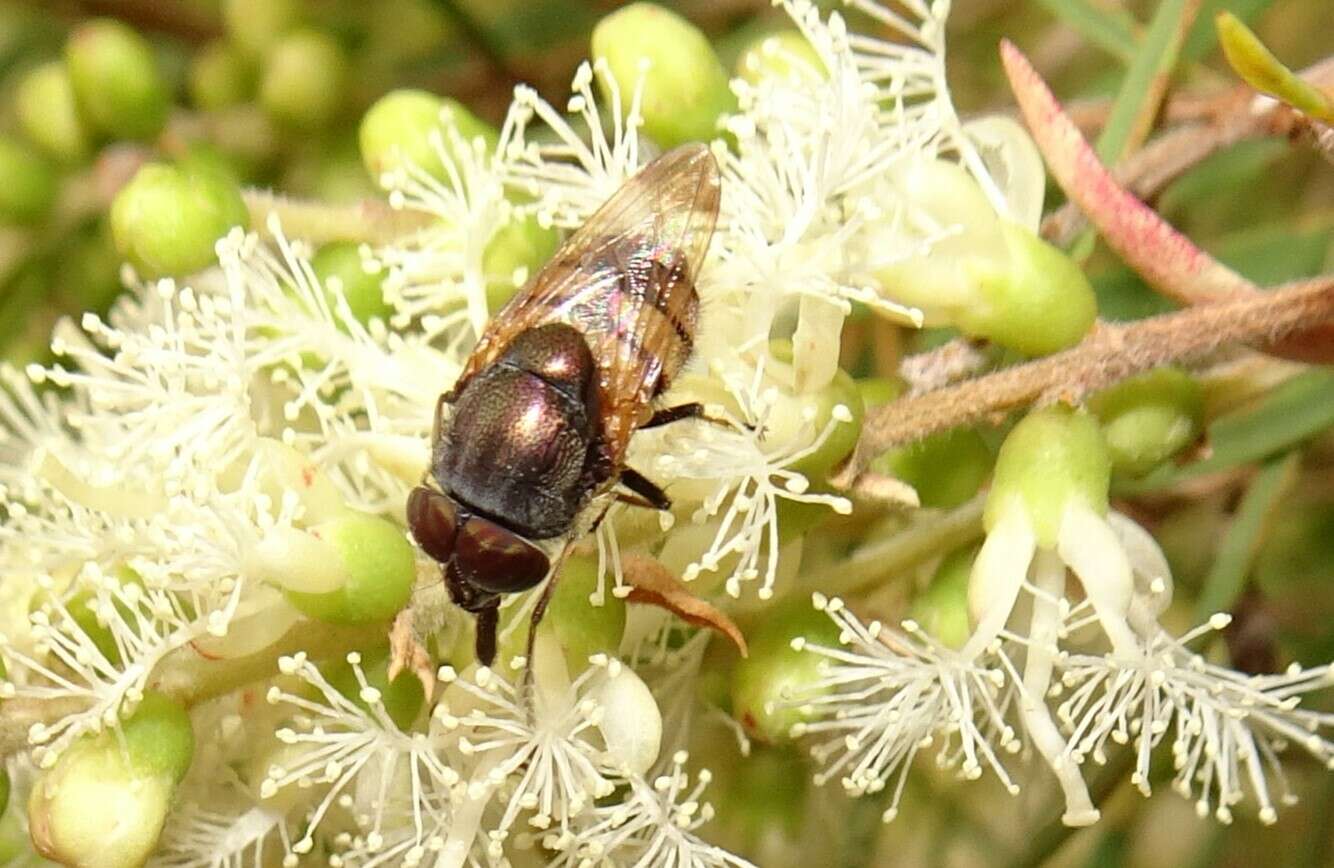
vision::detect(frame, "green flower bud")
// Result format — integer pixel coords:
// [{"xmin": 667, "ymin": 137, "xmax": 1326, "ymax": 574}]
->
[
  {"xmin": 986, "ymin": 406, "xmax": 1111, "ymax": 548},
  {"xmin": 259, "ymin": 30, "xmax": 346, "ymax": 130},
  {"xmin": 908, "ymin": 545, "xmax": 975, "ymax": 649},
  {"xmin": 0, "ymin": 136, "xmax": 57, "ymax": 225},
  {"xmin": 735, "ymin": 30, "xmax": 826, "ymax": 87},
  {"xmin": 1089, "ymin": 367, "xmax": 1203, "ymax": 477},
  {"xmin": 359, "ymin": 90, "xmax": 497, "ymax": 183},
  {"xmin": 483, "ymin": 211, "xmax": 560, "ymax": 313},
  {"xmin": 189, "ymin": 41, "xmax": 255, "ymax": 110},
  {"xmin": 731, "ymin": 598, "xmax": 840, "ymax": 743},
  {"xmin": 546, "ymin": 556, "xmax": 627, "ymax": 673},
  {"xmin": 875, "ymin": 427, "xmax": 992, "ymax": 509},
  {"xmin": 591, "ymin": 3, "xmax": 736, "ymax": 147},
  {"xmin": 29, "ymin": 692, "xmax": 192, "ymax": 868},
  {"xmin": 766, "ymin": 340, "xmax": 865, "ymax": 481},
  {"xmin": 14, "ymin": 62, "xmax": 91, "ymax": 163},
  {"xmin": 956, "ymin": 221, "xmax": 1096, "ymax": 356},
  {"xmin": 64, "ymin": 19, "xmax": 169, "ymax": 141},
  {"xmin": 874, "ymin": 160, "xmax": 1093, "ymax": 356},
  {"xmin": 223, "ymin": 0, "xmax": 301, "ymax": 57},
  {"xmin": 310, "ymin": 241, "xmax": 392, "ymax": 326},
  {"xmin": 324, "ymin": 647, "xmax": 425, "ymax": 731},
  {"xmin": 284, "ymin": 512, "xmax": 416, "ymax": 625},
  {"xmin": 110, "ymin": 161, "xmax": 249, "ymax": 278}
]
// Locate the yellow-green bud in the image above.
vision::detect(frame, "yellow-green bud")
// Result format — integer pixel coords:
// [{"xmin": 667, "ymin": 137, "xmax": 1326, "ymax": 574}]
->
[
  {"xmin": 110, "ymin": 162, "xmax": 249, "ymax": 278},
  {"xmin": 482, "ymin": 211, "xmax": 560, "ymax": 313},
  {"xmin": 223, "ymin": 0, "xmax": 301, "ymax": 57},
  {"xmin": 1089, "ymin": 367, "xmax": 1203, "ymax": 477},
  {"xmin": 957, "ymin": 221, "xmax": 1096, "ymax": 356},
  {"xmin": 735, "ymin": 30, "xmax": 826, "ymax": 87},
  {"xmin": 546, "ymin": 556, "xmax": 627, "ymax": 673},
  {"xmin": 591, "ymin": 3, "xmax": 736, "ymax": 147},
  {"xmin": 29, "ymin": 692, "xmax": 192, "ymax": 868},
  {"xmin": 986, "ymin": 406, "xmax": 1111, "ymax": 548},
  {"xmin": 283, "ymin": 512, "xmax": 416, "ymax": 624},
  {"xmin": 14, "ymin": 62, "xmax": 90, "ymax": 163},
  {"xmin": 359, "ymin": 90, "xmax": 497, "ymax": 183},
  {"xmin": 908, "ymin": 545, "xmax": 975, "ymax": 649},
  {"xmin": 189, "ymin": 41, "xmax": 255, "ymax": 111},
  {"xmin": 324, "ymin": 647, "xmax": 425, "ymax": 731},
  {"xmin": 874, "ymin": 159, "xmax": 1094, "ymax": 356},
  {"xmin": 766, "ymin": 339, "xmax": 865, "ymax": 481},
  {"xmin": 64, "ymin": 19, "xmax": 169, "ymax": 142},
  {"xmin": 731, "ymin": 599, "xmax": 840, "ymax": 743},
  {"xmin": 876, "ymin": 427, "xmax": 992, "ymax": 509},
  {"xmin": 259, "ymin": 30, "xmax": 346, "ymax": 129},
  {"xmin": 310, "ymin": 241, "xmax": 392, "ymax": 326},
  {"xmin": 0, "ymin": 136, "xmax": 57, "ymax": 225}
]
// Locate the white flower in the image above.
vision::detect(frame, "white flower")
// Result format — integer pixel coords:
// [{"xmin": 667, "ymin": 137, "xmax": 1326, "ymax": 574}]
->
[
  {"xmin": 791, "ymin": 594, "xmax": 1019, "ymax": 822},
  {"xmin": 1057, "ymin": 617, "xmax": 1334, "ymax": 825},
  {"xmin": 261, "ymin": 652, "xmax": 459, "ymax": 861},
  {"xmin": 643, "ymin": 361, "xmax": 852, "ymax": 600},
  {"xmin": 151, "ymin": 800, "xmax": 294, "ymax": 868},
  {"xmin": 547, "ymin": 752, "xmax": 753, "ymax": 868}
]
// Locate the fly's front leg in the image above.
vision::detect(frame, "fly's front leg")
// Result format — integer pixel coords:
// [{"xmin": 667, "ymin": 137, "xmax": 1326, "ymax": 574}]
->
[{"xmin": 619, "ymin": 467, "xmax": 671, "ymax": 511}]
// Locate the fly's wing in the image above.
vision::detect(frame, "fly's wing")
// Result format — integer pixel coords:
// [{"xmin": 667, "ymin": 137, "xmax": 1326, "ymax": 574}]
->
[{"xmin": 457, "ymin": 143, "xmax": 722, "ymax": 460}]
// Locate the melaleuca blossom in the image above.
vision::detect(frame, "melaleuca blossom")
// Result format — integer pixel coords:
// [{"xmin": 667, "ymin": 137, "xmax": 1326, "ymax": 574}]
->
[
  {"xmin": 0, "ymin": 1, "xmax": 1211, "ymax": 866},
  {"xmin": 796, "ymin": 407, "xmax": 1334, "ymax": 827}
]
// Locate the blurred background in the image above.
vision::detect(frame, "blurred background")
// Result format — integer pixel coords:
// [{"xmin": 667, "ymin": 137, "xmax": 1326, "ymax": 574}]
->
[{"xmin": 0, "ymin": 2, "xmax": 1330, "ymax": 867}]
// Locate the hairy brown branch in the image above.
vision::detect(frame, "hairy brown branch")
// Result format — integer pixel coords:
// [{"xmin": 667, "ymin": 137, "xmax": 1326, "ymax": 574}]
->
[
  {"xmin": 243, "ymin": 190, "xmax": 436, "ymax": 246},
  {"xmin": 835, "ymin": 276, "xmax": 1334, "ymax": 485}
]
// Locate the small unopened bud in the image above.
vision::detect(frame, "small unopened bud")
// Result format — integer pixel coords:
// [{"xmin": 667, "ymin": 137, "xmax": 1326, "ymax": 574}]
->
[
  {"xmin": 591, "ymin": 3, "xmax": 736, "ymax": 147},
  {"xmin": 765, "ymin": 340, "xmax": 865, "ymax": 481},
  {"xmin": 110, "ymin": 161, "xmax": 249, "ymax": 277},
  {"xmin": 189, "ymin": 41, "xmax": 255, "ymax": 111},
  {"xmin": 909, "ymin": 545, "xmax": 975, "ymax": 650},
  {"xmin": 731, "ymin": 599, "xmax": 840, "ymax": 743},
  {"xmin": 360, "ymin": 90, "xmax": 497, "ymax": 183},
  {"xmin": 735, "ymin": 30, "xmax": 826, "ymax": 86},
  {"xmin": 283, "ymin": 512, "xmax": 416, "ymax": 624},
  {"xmin": 14, "ymin": 62, "xmax": 90, "ymax": 164},
  {"xmin": 259, "ymin": 30, "xmax": 346, "ymax": 129},
  {"xmin": 957, "ymin": 221, "xmax": 1096, "ymax": 356},
  {"xmin": 546, "ymin": 556, "xmax": 627, "ymax": 674},
  {"xmin": 29, "ymin": 692, "xmax": 193, "ymax": 868},
  {"xmin": 875, "ymin": 427, "xmax": 992, "ymax": 509},
  {"xmin": 310, "ymin": 241, "xmax": 392, "ymax": 326},
  {"xmin": 64, "ymin": 19, "xmax": 169, "ymax": 141},
  {"xmin": 986, "ymin": 406, "xmax": 1111, "ymax": 548},
  {"xmin": 0, "ymin": 137, "xmax": 57, "ymax": 225},
  {"xmin": 1090, "ymin": 367, "xmax": 1203, "ymax": 477},
  {"xmin": 874, "ymin": 159, "xmax": 1095, "ymax": 356}
]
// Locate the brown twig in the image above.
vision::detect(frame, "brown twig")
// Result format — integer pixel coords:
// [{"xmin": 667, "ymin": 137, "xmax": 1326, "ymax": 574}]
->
[
  {"xmin": 834, "ymin": 276, "xmax": 1334, "ymax": 485},
  {"xmin": 242, "ymin": 190, "xmax": 436, "ymax": 246}
]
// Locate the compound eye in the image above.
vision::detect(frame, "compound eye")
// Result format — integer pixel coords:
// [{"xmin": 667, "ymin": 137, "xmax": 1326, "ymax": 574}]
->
[
  {"xmin": 455, "ymin": 516, "xmax": 550, "ymax": 594},
  {"xmin": 407, "ymin": 486, "xmax": 460, "ymax": 563}
]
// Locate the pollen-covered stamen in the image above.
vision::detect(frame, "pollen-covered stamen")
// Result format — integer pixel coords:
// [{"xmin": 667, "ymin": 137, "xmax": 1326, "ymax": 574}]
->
[
  {"xmin": 262, "ymin": 653, "xmax": 456, "ymax": 860},
  {"xmin": 500, "ymin": 59, "xmax": 647, "ymax": 228},
  {"xmin": 791, "ymin": 594, "xmax": 1019, "ymax": 823},
  {"xmin": 546, "ymin": 750, "xmax": 754, "ymax": 868},
  {"xmin": 652, "ymin": 365, "xmax": 852, "ymax": 600},
  {"xmin": 371, "ymin": 125, "xmax": 508, "ymax": 339},
  {"xmin": 433, "ymin": 657, "xmax": 622, "ymax": 848},
  {"xmin": 1056, "ymin": 620, "xmax": 1334, "ymax": 826}
]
